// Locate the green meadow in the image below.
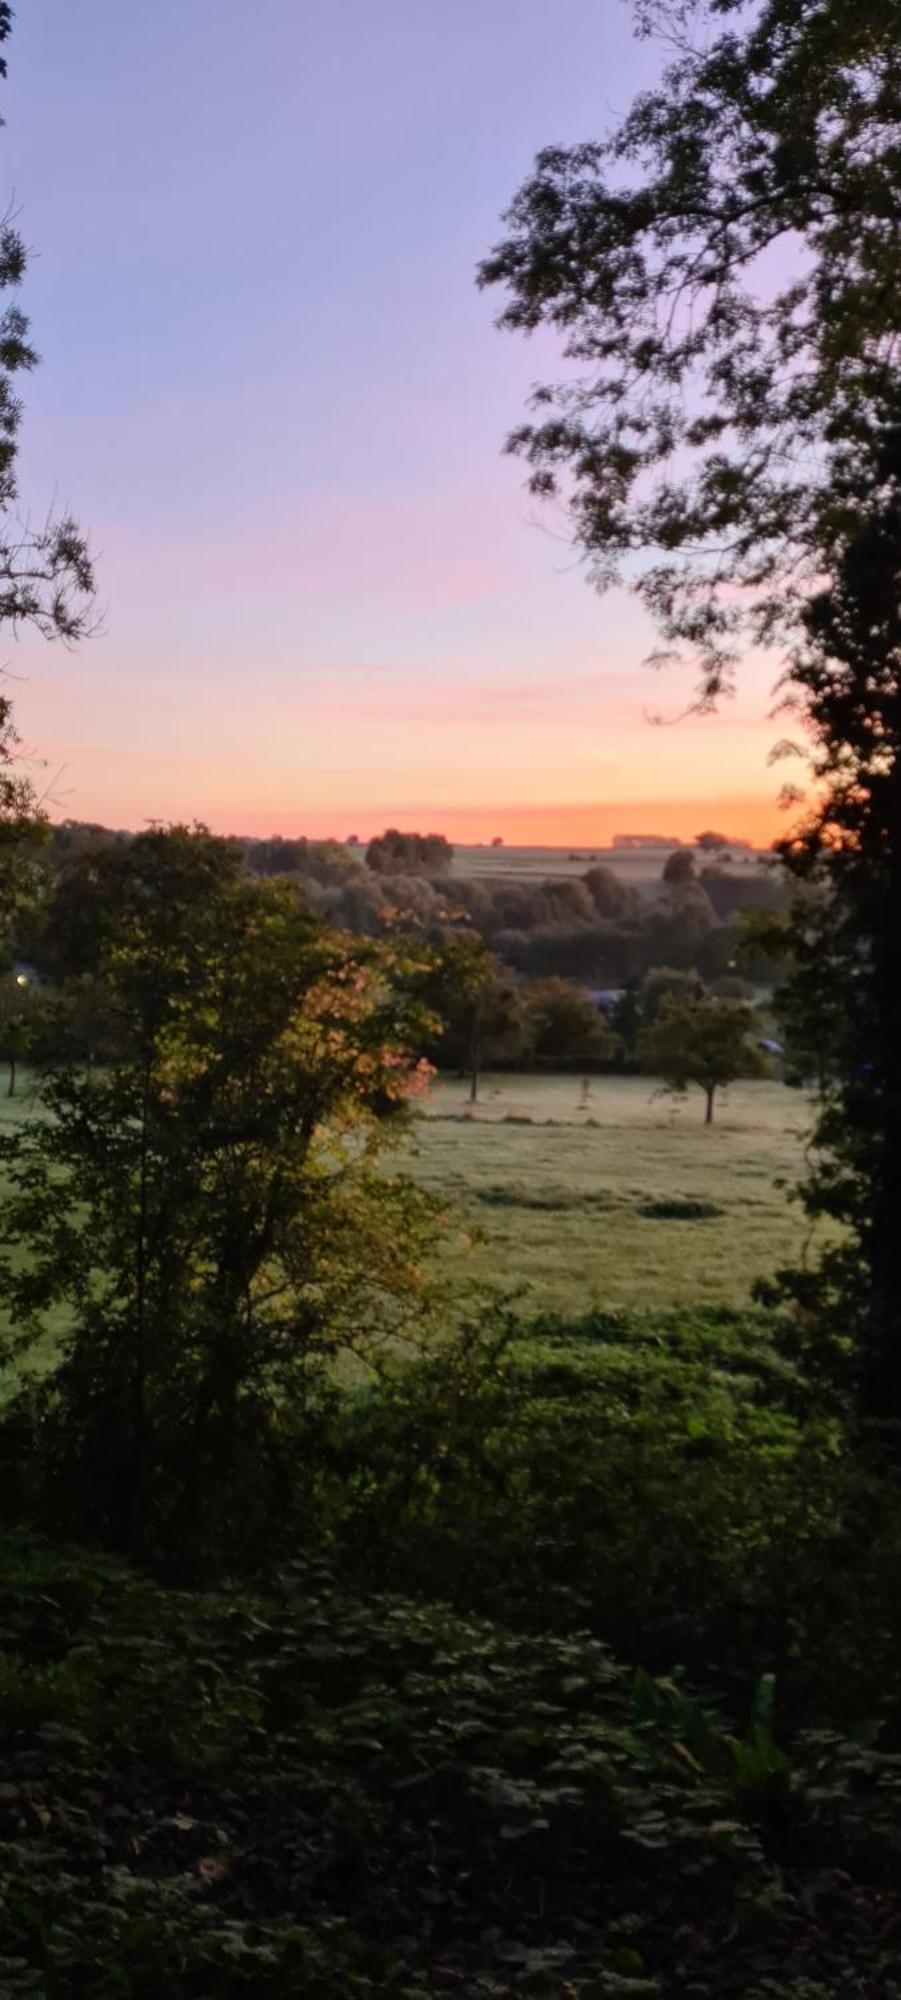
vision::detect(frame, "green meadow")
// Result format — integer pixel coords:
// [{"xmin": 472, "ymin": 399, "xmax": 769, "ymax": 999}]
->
[{"xmin": 404, "ymin": 1071, "xmax": 819, "ymax": 1313}]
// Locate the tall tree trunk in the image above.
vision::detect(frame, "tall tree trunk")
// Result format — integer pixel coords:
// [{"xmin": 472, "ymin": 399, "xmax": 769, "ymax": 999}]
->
[
  {"xmin": 7, "ymin": 1054, "xmax": 15, "ymax": 1098},
  {"xmin": 704, "ymin": 1084, "xmax": 715, "ymax": 1125}
]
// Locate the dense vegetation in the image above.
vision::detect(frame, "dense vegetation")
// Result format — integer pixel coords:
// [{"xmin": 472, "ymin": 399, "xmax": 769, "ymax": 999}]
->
[{"xmin": 3, "ymin": 1307, "xmax": 901, "ymax": 1995}]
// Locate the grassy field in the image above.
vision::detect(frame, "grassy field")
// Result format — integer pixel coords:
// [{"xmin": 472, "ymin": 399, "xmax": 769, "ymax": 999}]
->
[
  {"xmin": 449, "ymin": 841, "xmax": 765, "ymax": 891},
  {"xmin": 0, "ymin": 1070, "xmax": 819, "ymax": 1334},
  {"xmin": 403, "ymin": 1071, "xmax": 820, "ymax": 1313}
]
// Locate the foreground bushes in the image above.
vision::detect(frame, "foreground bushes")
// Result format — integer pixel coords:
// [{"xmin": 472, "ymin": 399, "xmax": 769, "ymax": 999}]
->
[
  {"xmin": 324, "ymin": 1308, "xmax": 901, "ymax": 1729},
  {"xmin": 0, "ymin": 1534, "xmax": 900, "ymax": 1997},
  {"xmin": 3, "ymin": 1304, "xmax": 901, "ymax": 1991}
]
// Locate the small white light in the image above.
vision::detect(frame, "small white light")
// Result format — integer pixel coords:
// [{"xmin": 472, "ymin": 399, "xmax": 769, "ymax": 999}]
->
[{"xmin": 14, "ymin": 973, "xmax": 27, "ymax": 987}]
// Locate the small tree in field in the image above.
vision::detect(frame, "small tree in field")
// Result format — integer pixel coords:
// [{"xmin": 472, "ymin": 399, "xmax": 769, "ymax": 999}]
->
[
  {"xmin": 423, "ymin": 933, "xmax": 524, "ymax": 1102},
  {"xmin": 0, "ymin": 827, "xmax": 436, "ymax": 1561},
  {"xmin": 639, "ymin": 996, "xmax": 766, "ymax": 1125}
]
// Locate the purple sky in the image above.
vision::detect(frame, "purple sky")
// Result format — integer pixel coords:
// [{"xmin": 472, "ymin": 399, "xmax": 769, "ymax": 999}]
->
[{"xmin": 4, "ymin": 1, "xmax": 782, "ymax": 843}]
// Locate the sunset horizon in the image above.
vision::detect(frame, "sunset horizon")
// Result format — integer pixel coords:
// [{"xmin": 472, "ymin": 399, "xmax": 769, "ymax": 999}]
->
[
  {"xmin": 7, "ymin": 4, "xmax": 792, "ymax": 846},
  {"xmin": 187, "ymin": 795, "xmax": 783, "ymax": 851}
]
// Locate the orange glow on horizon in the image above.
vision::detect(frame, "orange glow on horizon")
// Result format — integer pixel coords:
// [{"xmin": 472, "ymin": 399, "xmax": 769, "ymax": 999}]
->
[{"xmin": 179, "ymin": 792, "xmax": 787, "ymax": 852}]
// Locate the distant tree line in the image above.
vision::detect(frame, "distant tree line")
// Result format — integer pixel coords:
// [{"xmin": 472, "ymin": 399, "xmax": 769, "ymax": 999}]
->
[
  {"xmin": 39, "ymin": 823, "xmax": 788, "ymax": 987},
  {"xmin": 0, "ymin": 821, "xmax": 780, "ymax": 1117},
  {"xmin": 0, "ymin": 821, "xmax": 785, "ymax": 1097},
  {"xmin": 237, "ymin": 831, "xmax": 788, "ymax": 989}
]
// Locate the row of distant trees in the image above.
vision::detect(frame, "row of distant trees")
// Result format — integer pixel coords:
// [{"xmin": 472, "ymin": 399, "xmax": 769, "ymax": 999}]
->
[
  {"xmin": 424, "ymin": 942, "xmax": 766, "ymax": 1119},
  {"xmin": 43, "ymin": 820, "xmax": 785, "ymax": 991},
  {"xmin": 0, "ymin": 817, "xmax": 774, "ymax": 1133}
]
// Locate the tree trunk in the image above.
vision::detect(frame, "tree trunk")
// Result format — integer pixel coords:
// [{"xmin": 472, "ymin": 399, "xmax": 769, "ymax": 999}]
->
[
  {"xmin": 704, "ymin": 1084, "xmax": 715, "ymax": 1125},
  {"xmin": 7, "ymin": 1056, "xmax": 15, "ymax": 1098}
]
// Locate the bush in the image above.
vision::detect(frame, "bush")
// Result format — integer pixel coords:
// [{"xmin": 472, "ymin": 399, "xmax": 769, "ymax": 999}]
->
[{"xmin": 0, "ymin": 1531, "xmax": 900, "ymax": 1996}]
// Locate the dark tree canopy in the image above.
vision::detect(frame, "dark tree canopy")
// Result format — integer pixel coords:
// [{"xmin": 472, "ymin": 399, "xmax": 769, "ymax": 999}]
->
[
  {"xmin": 0, "ymin": 7, "xmax": 93, "ymax": 646},
  {"xmin": 479, "ymin": 0, "xmax": 901, "ymax": 700},
  {"xmin": 366, "ymin": 829, "xmax": 453, "ymax": 877},
  {"xmin": 662, "ymin": 850, "xmax": 695, "ymax": 885},
  {"xmin": 524, "ymin": 975, "xmax": 614, "ymax": 1064},
  {"xmin": 481, "ymin": 0, "xmax": 901, "ymax": 1418},
  {"xmin": 0, "ymin": 5, "xmax": 95, "ymax": 940}
]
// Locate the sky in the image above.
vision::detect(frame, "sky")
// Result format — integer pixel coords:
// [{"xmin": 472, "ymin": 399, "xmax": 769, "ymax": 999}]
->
[{"xmin": 3, "ymin": 0, "xmax": 788, "ymax": 847}]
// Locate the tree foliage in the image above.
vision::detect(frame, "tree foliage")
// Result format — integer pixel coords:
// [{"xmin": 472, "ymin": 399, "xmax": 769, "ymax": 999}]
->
[
  {"xmin": 419, "ymin": 931, "xmax": 524, "ymax": 1100},
  {"xmin": 524, "ymin": 975, "xmax": 615, "ymax": 1065},
  {"xmin": 0, "ymin": 828, "xmax": 436, "ymax": 1561},
  {"xmin": 366, "ymin": 828, "xmax": 453, "ymax": 876},
  {"xmin": 640, "ymin": 993, "xmax": 766, "ymax": 1121},
  {"xmin": 479, "ymin": 0, "xmax": 901, "ymax": 696},
  {"xmin": 480, "ymin": 0, "xmax": 901, "ymax": 1409},
  {"xmin": 0, "ymin": 14, "xmax": 93, "ymax": 646},
  {"xmin": 0, "ymin": 11, "xmax": 95, "ymax": 943}
]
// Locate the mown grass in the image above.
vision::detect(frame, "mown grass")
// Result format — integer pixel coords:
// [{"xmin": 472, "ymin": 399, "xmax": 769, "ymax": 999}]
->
[{"xmin": 404, "ymin": 1072, "xmax": 821, "ymax": 1312}]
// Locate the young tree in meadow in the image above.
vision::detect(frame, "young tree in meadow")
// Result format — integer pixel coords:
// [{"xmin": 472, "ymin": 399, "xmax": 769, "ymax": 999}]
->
[
  {"xmin": 479, "ymin": 0, "xmax": 901, "ymax": 1410},
  {"xmin": 0, "ymin": 827, "xmax": 437, "ymax": 1560},
  {"xmin": 424, "ymin": 932, "xmax": 524, "ymax": 1102},
  {"xmin": 639, "ymin": 995, "xmax": 766, "ymax": 1125}
]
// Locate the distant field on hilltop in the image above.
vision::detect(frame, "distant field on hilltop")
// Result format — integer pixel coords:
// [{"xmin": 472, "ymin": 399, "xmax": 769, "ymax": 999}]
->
[
  {"xmin": 402, "ymin": 1071, "xmax": 822, "ymax": 1314},
  {"xmin": 448, "ymin": 842, "xmax": 767, "ymax": 892}
]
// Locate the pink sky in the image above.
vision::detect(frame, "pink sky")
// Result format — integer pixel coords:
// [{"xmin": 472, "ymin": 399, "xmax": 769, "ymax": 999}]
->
[{"xmin": 5, "ymin": 2, "xmax": 795, "ymax": 848}]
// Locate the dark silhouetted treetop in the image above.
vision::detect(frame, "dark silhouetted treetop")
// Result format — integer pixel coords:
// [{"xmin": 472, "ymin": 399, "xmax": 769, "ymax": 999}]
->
[
  {"xmin": 0, "ymin": 13, "xmax": 94, "ymax": 645},
  {"xmin": 583, "ymin": 861, "xmax": 640, "ymax": 919},
  {"xmin": 479, "ymin": 0, "xmax": 901, "ymax": 700},
  {"xmin": 662, "ymin": 849, "xmax": 695, "ymax": 885},
  {"xmin": 524, "ymin": 975, "xmax": 615, "ymax": 1064},
  {"xmin": 366, "ymin": 829, "xmax": 453, "ymax": 876}
]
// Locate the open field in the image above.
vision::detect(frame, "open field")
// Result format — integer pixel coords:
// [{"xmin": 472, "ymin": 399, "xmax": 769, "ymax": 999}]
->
[
  {"xmin": 403, "ymin": 1071, "xmax": 820, "ymax": 1313},
  {"xmin": 449, "ymin": 841, "xmax": 766, "ymax": 892},
  {"xmin": 0, "ymin": 1071, "xmax": 821, "ymax": 1335}
]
